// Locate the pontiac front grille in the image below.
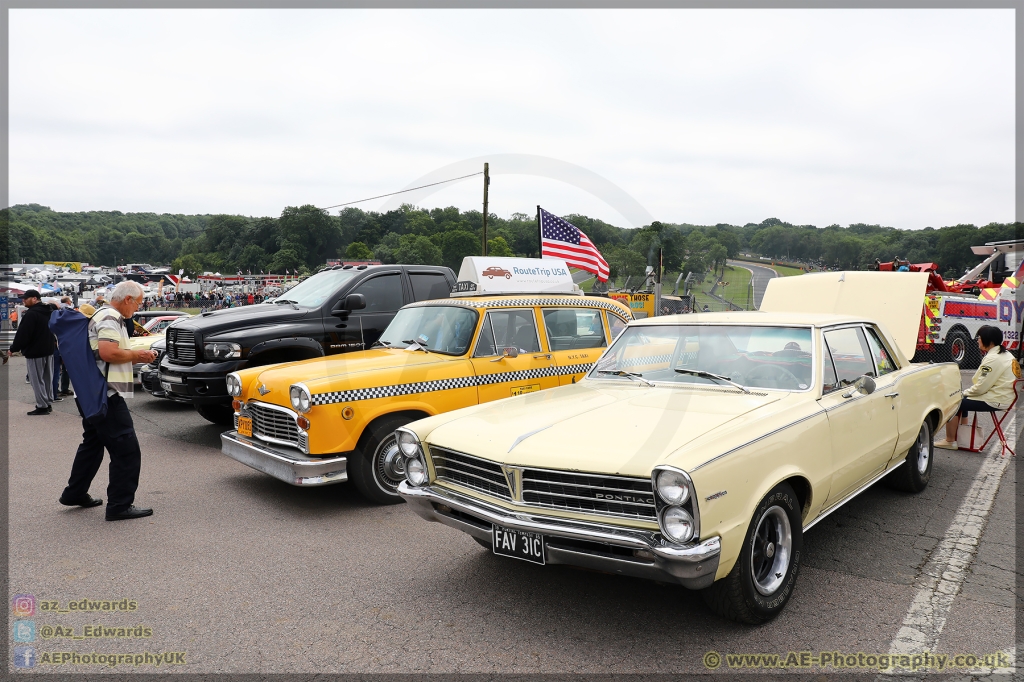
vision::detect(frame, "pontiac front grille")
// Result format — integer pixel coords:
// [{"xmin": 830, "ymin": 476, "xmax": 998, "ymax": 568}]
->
[
  {"xmin": 522, "ymin": 469, "xmax": 657, "ymax": 520},
  {"xmin": 247, "ymin": 402, "xmax": 300, "ymax": 448},
  {"xmin": 427, "ymin": 447, "xmax": 657, "ymax": 521},
  {"xmin": 166, "ymin": 329, "xmax": 196, "ymax": 365},
  {"xmin": 430, "ymin": 447, "xmax": 511, "ymax": 500}
]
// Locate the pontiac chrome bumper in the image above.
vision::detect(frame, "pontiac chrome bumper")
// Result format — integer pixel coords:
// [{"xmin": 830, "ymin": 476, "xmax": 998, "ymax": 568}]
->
[
  {"xmin": 220, "ymin": 431, "xmax": 348, "ymax": 486},
  {"xmin": 398, "ymin": 481, "xmax": 720, "ymax": 590}
]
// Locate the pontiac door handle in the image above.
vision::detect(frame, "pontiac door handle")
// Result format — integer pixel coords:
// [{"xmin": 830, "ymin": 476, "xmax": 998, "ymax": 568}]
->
[{"xmin": 884, "ymin": 392, "xmax": 899, "ymax": 398}]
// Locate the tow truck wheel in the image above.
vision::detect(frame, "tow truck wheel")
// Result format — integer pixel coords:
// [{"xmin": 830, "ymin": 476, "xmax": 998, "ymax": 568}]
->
[
  {"xmin": 349, "ymin": 415, "xmax": 413, "ymax": 505},
  {"xmin": 946, "ymin": 329, "xmax": 980, "ymax": 370},
  {"xmin": 197, "ymin": 403, "xmax": 234, "ymax": 426}
]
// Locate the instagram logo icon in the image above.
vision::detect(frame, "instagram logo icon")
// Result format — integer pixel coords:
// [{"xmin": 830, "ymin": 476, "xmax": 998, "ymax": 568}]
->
[{"xmin": 11, "ymin": 594, "xmax": 35, "ymax": 617}]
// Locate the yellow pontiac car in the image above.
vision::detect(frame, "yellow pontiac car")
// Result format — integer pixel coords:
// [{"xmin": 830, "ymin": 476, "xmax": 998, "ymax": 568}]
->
[
  {"xmin": 220, "ymin": 257, "xmax": 632, "ymax": 503},
  {"xmin": 396, "ymin": 271, "xmax": 963, "ymax": 623}
]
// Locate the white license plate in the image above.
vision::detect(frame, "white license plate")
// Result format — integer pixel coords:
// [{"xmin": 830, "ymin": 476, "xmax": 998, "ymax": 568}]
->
[{"xmin": 492, "ymin": 525, "xmax": 545, "ymax": 565}]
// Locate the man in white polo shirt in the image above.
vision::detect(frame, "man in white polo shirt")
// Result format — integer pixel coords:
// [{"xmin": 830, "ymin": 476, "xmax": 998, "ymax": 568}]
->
[{"xmin": 59, "ymin": 281, "xmax": 158, "ymax": 521}]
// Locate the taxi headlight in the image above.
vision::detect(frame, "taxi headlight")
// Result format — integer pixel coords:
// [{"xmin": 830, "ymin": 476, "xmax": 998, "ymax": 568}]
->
[
  {"xmin": 289, "ymin": 384, "xmax": 312, "ymax": 414},
  {"xmin": 655, "ymin": 469, "xmax": 691, "ymax": 506},
  {"xmin": 226, "ymin": 373, "xmax": 242, "ymax": 397},
  {"xmin": 661, "ymin": 506, "xmax": 695, "ymax": 544},
  {"xmin": 406, "ymin": 456, "xmax": 428, "ymax": 486},
  {"xmin": 397, "ymin": 429, "xmax": 421, "ymax": 457}
]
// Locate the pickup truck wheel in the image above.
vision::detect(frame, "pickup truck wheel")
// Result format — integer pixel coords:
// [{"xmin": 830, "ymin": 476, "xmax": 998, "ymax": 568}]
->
[
  {"xmin": 196, "ymin": 403, "xmax": 234, "ymax": 426},
  {"xmin": 349, "ymin": 416, "xmax": 411, "ymax": 505},
  {"xmin": 702, "ymin": 483, "xmax": 802, "ymax": 624},
  {"xmin": 885, "ymin": 420, "xmax": 933, "ymax": 493}
]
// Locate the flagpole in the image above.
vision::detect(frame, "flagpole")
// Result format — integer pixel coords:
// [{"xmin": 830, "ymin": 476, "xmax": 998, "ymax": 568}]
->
[{"xmin": 536, "ymin": 205, "xmax": 541, "ymax": 259}]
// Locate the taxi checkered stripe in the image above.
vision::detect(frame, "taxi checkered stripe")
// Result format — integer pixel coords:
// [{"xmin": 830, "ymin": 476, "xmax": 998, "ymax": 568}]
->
[
  {"xmin": 310, "ymin": 362, "xmax": 596, "ymax": 406},
  {"xmin": 620, "ymin": 354, "xmax": 673, "ymax": 368}
]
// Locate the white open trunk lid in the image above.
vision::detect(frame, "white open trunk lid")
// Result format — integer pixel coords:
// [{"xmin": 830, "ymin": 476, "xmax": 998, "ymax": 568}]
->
[{"xmin": 759, "ymin": 271, "xmax": 928, "ymax": 361}]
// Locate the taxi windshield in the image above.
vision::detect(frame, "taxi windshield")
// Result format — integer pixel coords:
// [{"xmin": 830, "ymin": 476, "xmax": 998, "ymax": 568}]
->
[
  {"xmin": 378, "ymin": 306, "xmax": 479, "ymax": 356},
  {"xmin": 275, "ymin": 269, "xmax": 359, "ymax": 308},
  {"xmin": 592, "ymin": 324, "xmax": 814, "ymax": 392}
]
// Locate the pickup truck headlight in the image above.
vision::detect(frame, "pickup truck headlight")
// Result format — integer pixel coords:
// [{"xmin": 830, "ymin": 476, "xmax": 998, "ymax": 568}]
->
[
  {"xmin": 289, "ymin": 384, "xmax": 312, "ymax": 413},
  {"xmin": 204, "ymin": 341, "xmax": 241, "ymax": 361},
  {"xmin": 225, "ymin": 373, "xmax": 242, "ymax": 397}
]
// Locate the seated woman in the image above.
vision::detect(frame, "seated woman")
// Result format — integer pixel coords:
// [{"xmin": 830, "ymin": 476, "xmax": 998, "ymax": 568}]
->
[{"xmin": 934, "ymin": 325, "xmax": 1018, "ymax": 450}]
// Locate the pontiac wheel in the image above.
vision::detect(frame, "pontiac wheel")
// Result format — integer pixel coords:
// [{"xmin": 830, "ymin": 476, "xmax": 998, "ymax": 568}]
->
[
  {"xmin": 702, "ymin": 483, "xmax": 803, "ymax": 624},
  {"xmin": 349, "ymin": 416, "xmax": 411, "ymax": 505},
  {"xmin": 885, "ymin": 420, "xmax": 933, "ymax": 493}
]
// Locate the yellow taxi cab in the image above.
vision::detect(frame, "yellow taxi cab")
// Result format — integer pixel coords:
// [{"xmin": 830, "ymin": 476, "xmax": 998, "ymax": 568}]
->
[{"xmin": 220, "ymin": 257, "xmax": 632, "ymax": 503}]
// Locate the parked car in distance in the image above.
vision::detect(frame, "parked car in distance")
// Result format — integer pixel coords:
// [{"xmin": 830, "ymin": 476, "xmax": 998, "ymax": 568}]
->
[
  {"xmin": 396, "ymin": 271, "xmax": 962, "ymax": 623},
  {"xmin": 158, "ymin": 264, "xmax": 456, "ymax": 426},
  {"xmin": 220, "ymin": 258, "xmax": 632, "ymax": 504}
]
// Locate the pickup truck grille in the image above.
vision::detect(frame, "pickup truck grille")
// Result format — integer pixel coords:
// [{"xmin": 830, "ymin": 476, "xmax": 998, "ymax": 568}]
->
[
  {"xmin": 430, "ymin": 447, "xmax": 511, "ymax": 500},
  {"xmin": 428, "ymin": 447, "xmax": 657, "ymax": 520},
  {"xmin": 247, "ymin": 402, "xmax": 300, "ymax": 448},
  {"xmin": 165, "ymin": 329, "xmax": 196, "ymax": 365}
]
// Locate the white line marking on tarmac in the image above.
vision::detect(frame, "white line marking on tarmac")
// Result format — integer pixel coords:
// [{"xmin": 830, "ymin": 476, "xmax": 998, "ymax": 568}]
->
[{"xmin": 885, "ymin": 413, "xmax": 1016, "ymax": 673}]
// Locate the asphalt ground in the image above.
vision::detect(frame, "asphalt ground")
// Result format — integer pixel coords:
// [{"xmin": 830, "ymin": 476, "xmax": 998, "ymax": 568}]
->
[{"xmin": 5, "ymin": 358, "xmax": 1018, "ymax": 676}]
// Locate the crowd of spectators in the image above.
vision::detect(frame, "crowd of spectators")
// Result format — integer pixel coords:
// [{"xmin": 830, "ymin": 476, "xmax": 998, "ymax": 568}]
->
[{"xmin": 136, "ymin": 290, "xmax": 272, "ymax": 311}]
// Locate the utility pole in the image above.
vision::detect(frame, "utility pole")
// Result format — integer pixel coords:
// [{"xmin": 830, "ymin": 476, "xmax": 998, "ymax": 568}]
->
[{"xmin": 481, "ymin": 162, "xmax": 489, "ymax": 256}]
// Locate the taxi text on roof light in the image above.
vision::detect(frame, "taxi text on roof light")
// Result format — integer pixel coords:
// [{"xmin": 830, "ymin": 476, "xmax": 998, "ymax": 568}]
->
[{"xmin": 451, "ymin": 257, "xmax": 582, "ymax": 297}]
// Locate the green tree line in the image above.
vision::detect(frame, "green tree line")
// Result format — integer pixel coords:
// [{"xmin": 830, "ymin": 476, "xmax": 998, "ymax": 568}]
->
[{"xmin": 2, "ymin": 203, "xmax": 1018, "ymax": 280}]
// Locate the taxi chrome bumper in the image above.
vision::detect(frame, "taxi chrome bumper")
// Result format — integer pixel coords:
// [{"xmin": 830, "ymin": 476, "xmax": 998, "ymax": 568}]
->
[
  {"xmin": 398, "ymin": 481, "xmax": 720, "ymax": 590},
  {"xmin": 220, "ymin": 431, "xmax": 348, "ymax": 486}
]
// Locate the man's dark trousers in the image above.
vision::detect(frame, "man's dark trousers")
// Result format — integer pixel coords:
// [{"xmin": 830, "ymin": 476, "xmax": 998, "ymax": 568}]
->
[
  {"xmin": 52, "ymin": 346, "xmax": 70, "ymax": 396},
  {"xmin": 62, "ymin": 394, "xmax": 141, "ymax": 515}
]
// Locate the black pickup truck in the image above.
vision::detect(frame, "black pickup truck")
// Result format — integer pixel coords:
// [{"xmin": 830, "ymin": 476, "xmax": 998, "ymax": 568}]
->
[{"xmin": 158, "ymin": 264, "xmax": 456, "ymax": 424}]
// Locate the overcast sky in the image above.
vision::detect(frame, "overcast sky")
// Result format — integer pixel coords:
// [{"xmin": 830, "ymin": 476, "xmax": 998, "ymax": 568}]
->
[{"xmin": 9, "ymin": 8, "xmax": 1015, "ymax": 230}]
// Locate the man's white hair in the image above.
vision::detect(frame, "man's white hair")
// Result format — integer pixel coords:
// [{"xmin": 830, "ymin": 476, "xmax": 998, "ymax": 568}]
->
[{"xmin": 110, "ymin": 280, "xmax": 145, "ymax": 303}]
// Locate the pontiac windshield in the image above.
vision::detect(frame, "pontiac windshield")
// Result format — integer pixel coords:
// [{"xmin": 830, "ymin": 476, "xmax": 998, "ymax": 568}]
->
[{"xmin": 592, "ymin": 325, "xmax": 814, "ymax": 392}]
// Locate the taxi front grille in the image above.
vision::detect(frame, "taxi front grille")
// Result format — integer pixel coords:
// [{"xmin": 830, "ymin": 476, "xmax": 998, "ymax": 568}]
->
[
  {"xmin": 522, "ymin": 469, "xmax": 657, "ymax": 520},
  {"xmin": 429, "ymin": 447, "xmax": 511, "ymax": 500},
  {"xmin": 166, "ymin": 329, "xmax": 196, "ymax": 365},
  {"xmin": 247, "ymin": 402, "xmax": 300, "ymax": 448}
]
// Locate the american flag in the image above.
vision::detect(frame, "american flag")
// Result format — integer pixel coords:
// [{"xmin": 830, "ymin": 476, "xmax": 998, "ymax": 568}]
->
[{"xmin": 539, "ymin": 208, "xmax": 609, "ymax": 281}]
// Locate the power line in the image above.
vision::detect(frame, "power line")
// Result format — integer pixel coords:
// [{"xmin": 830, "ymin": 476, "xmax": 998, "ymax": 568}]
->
[{"xmin": 320, "ymin": 172, "xmax": 484, "ymax": 210}]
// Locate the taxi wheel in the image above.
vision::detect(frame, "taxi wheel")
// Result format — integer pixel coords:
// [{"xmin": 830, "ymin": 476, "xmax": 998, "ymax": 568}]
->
[
  {"xmin": 885, "ymin": 420, "xmax": 933, "ymax": 493},
  {"xmin": 350, "ymin": 416, "xmax": 411, "ymax": 505},
  {"xmin": 701, "ymin": 483, "xmax": 802, "ymax": 625}
]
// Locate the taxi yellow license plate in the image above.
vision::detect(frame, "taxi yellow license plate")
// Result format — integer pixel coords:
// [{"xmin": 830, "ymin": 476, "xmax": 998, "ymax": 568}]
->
[{"xmin": 237, "ymin": 416, "xmax": 253, "ymax": 438}]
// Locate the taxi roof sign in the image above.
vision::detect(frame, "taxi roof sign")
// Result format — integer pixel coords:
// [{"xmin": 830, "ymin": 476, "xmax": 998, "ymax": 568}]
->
[{"xmin": 452, "ymin": 257, "xmax": 581, "ymax": 297}]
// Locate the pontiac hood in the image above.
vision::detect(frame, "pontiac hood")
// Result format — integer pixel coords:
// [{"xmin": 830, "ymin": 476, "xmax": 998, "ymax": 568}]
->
[{"xmin": 420, "ymin": 381, "xmax": 794, "ymax": 477}]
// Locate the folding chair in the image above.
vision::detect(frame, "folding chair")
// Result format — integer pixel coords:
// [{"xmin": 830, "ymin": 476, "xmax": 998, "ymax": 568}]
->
[{"xmin": 963, "ymin": 379, "xmax": 1018, "ymax": 457}]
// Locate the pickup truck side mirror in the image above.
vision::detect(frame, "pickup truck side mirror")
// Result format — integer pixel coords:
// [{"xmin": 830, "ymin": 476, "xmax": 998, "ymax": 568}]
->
[
  {"xmin": 842, "ymin": 374, "xmax": 876, "ymax": 398},
  {"xmin": 332, "ymin": 293, "xmax": 366, "ymax": 317}
]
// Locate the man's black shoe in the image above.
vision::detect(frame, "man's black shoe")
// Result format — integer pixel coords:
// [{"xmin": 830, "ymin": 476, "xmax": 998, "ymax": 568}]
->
[
  {"xmin": 52, "ymin": 396, "xmax": 64, "ymax": 402},
  {"xmin": 59, "ymin": 494, "xmax": 103, "ymax": 508},
  {"xmin": 27, "ymin": 407, "xmax": 49, "ymax": 415},
  {"xmin": 105, "ymin": 506, "xmax": 153, "ymax": 521},
  {"xmin": 58, "ymin": 390, "xmax": 73, "ymax": 396}
]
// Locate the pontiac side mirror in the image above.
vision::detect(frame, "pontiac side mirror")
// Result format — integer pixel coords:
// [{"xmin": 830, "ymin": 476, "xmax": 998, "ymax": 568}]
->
[{"xmin": 842, "ymin": 375, "xmax": 876, "ymax": 398}]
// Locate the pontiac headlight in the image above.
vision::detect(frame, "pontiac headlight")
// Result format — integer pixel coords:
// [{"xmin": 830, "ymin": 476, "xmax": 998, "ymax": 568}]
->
[
  {"xmin": 289, "ymin": 384, "xmax": 312, "ymax": 413},
  {"xmin": 656, "ymin": 469, "xmax": 691, "ymax": 505},
  {"xmin": 204, "ymin": 341, "xmax": 241, "ymax": 361},
  {"xmin": 406, "ymin": 456, "xmax": 428, "ymax": 486},
  {"xmin": 661, "ymin": 507, "xmax": 695, "ymax": 543},
  {"xmin": 397, "ymin": 430, "xmax": 420, "ymax": 457},
  {"xmin": 225, "ymin": 372, "xmax": 242, "ymax": 397}
]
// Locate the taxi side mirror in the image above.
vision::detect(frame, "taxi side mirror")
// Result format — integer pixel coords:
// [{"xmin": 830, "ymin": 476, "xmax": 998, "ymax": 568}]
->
[
  {"xmin": 842, "ymin": 374, "xmax": 876, "ymax": 398},
  {"xmin": 490, "ymin": 346, "xmax": 519, "ymax": 362}
]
